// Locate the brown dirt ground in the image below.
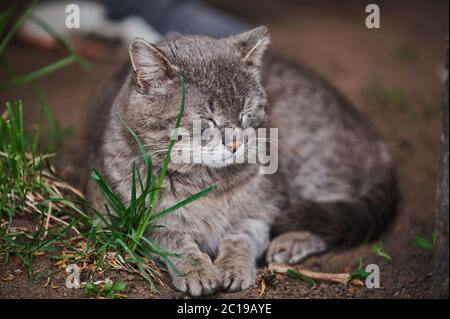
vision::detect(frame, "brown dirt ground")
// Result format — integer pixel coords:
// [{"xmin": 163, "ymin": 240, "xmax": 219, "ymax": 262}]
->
[{"xmin": 0, "ymin": 0, "xmax": 448, "ymax": 299}]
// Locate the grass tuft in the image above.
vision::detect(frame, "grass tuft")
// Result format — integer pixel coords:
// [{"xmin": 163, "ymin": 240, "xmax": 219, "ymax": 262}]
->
[
  {"xmin": 371, "ymin": 239, "xmax": 393, "ymax": 262},
  {"xmin": 0, "ymin": 102, "xmax": 88, "ymax": 279},
  {"xmin": 349, "ymin": 257, "xmax": 370, "ymax": 281},
  {"xmin": 86, "ymin": 76, "xmax": 216, "ymax": 288},
  {"xmin": 286, "ymin": 269, "xmax": 315, "ymax": 286}
]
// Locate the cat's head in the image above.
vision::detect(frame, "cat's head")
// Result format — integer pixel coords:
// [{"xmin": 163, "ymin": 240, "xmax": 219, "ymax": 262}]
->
[{"xmin": 124, "ymin": 26, "xmax": 270, "ymax": 172}]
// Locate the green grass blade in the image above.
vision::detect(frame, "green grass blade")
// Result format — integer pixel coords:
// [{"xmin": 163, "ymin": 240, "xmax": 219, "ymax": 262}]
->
[
  {"xmin": 149, "ymin": 76, "xmax": 186, "ymax": 208},
  {"xmin": 0, "ymin": 0, "xmax": 38, "ymax": 55},
  {"xmin": 414, "ymin": 235, "xmax": 434, "ymax": 249},
  {"xmin": 91, "ymin": 167, "xmax": 126, "ymax": 214},
  {"xmin": 1, "ymin": 55, "xmax": 77, "ymax": 91},
  {"xmin": 152, "ymin": 185, "xmax": 216, "ymax": 221},
  {"xmin": 28, "ymin": 14, "xmax": 92, "ymax": 71},
  {"xmin": 0, "ymin": 1, "xmax": 17, "ymax": 39}
]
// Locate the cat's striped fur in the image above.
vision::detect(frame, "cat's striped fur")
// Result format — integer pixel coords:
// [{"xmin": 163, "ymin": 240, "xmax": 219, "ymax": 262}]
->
[{"xmin": 85, "ymin": 26, "xmax": 396, "ymax": 296}]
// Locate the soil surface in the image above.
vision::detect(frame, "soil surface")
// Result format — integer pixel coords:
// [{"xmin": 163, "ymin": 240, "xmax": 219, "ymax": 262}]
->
[{"xmin": 0, "ymin": 0, "xmax": 448, "ymax": 299}]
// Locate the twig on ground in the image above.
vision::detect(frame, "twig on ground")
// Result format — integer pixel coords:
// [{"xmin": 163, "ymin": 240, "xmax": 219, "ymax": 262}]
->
[
  {"xmin": 43, "ymin": 202, "xmax": 52, "ymax": 238},
  {"xmin": 268, "ymin": 262, "xmax": 350, "ymax": 285}
]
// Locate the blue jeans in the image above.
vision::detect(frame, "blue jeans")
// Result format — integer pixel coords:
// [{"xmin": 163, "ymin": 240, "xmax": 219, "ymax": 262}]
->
[{"xmin": 98, "ymin": 0, "xmax": 248, "ymax": 37}]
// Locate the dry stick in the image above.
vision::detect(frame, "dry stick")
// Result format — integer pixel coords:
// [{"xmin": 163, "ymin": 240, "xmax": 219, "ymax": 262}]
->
[
  {"xmin": 24, "ymin": 194, "xmax": 81, "ymax": 234},
  {"xmin": 43, "ymin": 202, "xmax": 52, "ymax": 238},
  {"xmin": 42, "ymin": 172, "xmax": 85, "ymax": 199},
  {"xmin": 51, "ymin": 180, "xmax": 85, "ymax": 199},
  {"xmin": 268, "ymin": 262, "xmax": 350, "ymax": 285},
  {"xmin": 104, "ymin": 252, "xmax": 164, "ymax": 286}
]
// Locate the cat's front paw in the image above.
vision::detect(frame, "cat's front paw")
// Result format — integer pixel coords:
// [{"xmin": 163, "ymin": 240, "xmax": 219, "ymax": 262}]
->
[
  {"xmin": 215, "ymin": 257, "xmax": 256, "ymax": 292},
  {"xmin": 171, "ymin": 260, "xmax": 222, "ymax": 297}
]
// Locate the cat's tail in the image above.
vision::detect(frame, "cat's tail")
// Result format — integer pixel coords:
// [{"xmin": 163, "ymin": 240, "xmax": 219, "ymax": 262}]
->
[{"xmin": 272, "ymin": 164, "xmax": 397, "ymax": 248}]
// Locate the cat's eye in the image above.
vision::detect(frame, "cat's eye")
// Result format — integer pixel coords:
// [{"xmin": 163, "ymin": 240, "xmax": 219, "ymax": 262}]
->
[
  {"xmin": 201, "ymin": 117, "xmax": 217, "ymax": 126},
  {"xmin": 206, "ymin": 99, "xmax": 215, "ymax": 113},
  {"xmin": 240, "ymin": 112, "xmax": 252, "ymax": 128},
  {"xmin": 240, "ymin": 112, "xmax": 252, "ymax": 121}
]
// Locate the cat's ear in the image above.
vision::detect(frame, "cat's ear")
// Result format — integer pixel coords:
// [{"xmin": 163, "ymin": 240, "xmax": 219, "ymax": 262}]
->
[
  {"xmin": 129, "ymin": 38, "xmax": 178, "ymax": 90},
  {"xmin": 227, "ymin": 26, "xmax": 270, "ymax": 67}
]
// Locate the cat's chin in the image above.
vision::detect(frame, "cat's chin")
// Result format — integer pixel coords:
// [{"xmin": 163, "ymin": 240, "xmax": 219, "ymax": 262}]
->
[
  {"xmin": 200, "ymin": 150, "xmax": 239, "ymax": 169},
  {"xmin": 202, "ymin": 161, "xmax": 235, "ymax": 169}
]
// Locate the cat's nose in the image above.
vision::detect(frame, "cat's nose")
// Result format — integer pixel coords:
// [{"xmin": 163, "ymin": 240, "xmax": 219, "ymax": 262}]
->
[{"xmin": 225, "ymin": 140, "xmax": 242, "ymax": 153}]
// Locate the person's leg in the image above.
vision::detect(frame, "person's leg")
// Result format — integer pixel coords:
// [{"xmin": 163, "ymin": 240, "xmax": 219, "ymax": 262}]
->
[
  {"xmin": 98, "ymin": 0, "xmax": 177, "ymax": 27},
  {"xmin": 157, "ymin": 0, "xmax": 249, "ymax": 37},
  {"xmin": 98, "ymin": 0, "xmax": 248, "ymax": 37}
]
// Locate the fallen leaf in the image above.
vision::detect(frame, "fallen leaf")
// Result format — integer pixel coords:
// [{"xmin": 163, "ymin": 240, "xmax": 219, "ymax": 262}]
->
[
  {"xmin": 1, "ymin": 274, "xmax": 14, "ymax": 281},
  {"xmin": 350, "ymin": 279, "xmax": 364, "ymax": 286},
  {"xmin": 259, "ymin": 279, "xmax": 267, "ymax": 297},
  {"xmin": 43, "ymin": 277, "xmax": 51, "ymax": 287},
  {"xmin": 32, "ymin": 251, "xmax": 46, "ymax": 256},
  {"xmin": 53, "ymin": 260, "xmax": 68, "ymax": 269}
]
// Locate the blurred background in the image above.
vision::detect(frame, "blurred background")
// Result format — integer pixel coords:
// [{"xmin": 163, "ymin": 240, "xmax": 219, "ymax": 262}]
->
[{"xmin": 0, "ymin": 0, "xmax": 448, "ymax": 298}]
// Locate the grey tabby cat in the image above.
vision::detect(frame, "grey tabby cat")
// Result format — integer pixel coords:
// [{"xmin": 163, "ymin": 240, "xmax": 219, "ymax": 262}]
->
[{"xmin": 85, "ymin": 26, "xmax": 396, "ymax": 296}]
